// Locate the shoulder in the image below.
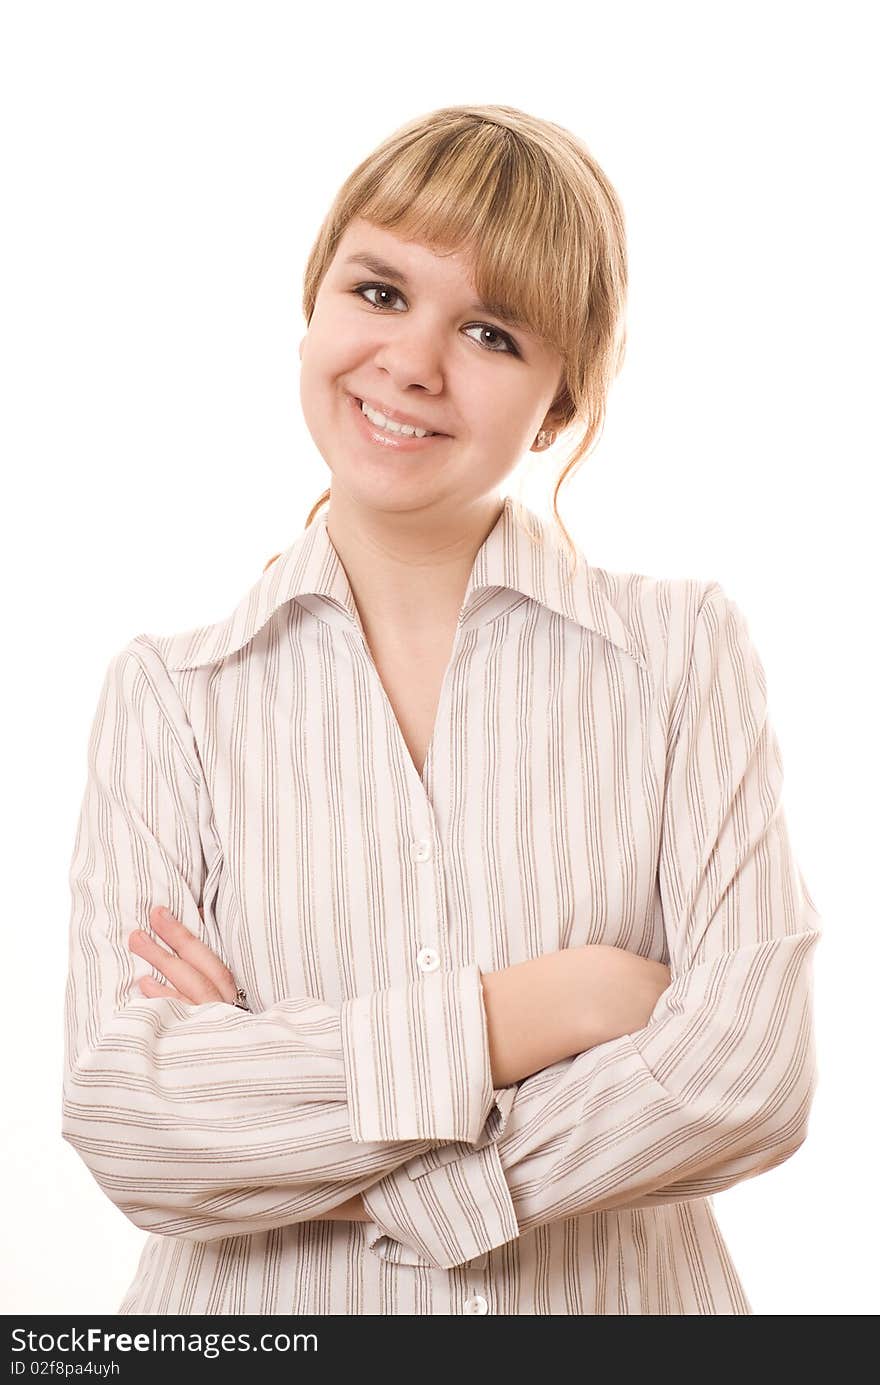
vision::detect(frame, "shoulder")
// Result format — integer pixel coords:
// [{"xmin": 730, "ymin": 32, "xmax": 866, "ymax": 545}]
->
[
  {"xmin": 584, "ymin": 559, "xmax": 718, "ymax": 674},
  {"xmin": 121, "ymin": 557, "xmax": 288, "ymax": 677}
]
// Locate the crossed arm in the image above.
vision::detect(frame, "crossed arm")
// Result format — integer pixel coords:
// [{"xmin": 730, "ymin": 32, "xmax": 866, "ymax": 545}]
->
[
  {"xmin": 128, "ymin": 907, "xmax": 672, "ymax": 1224},
  {"xmin": 64, "ymin": 585, "xmax": 820, "ymax": 1266}
]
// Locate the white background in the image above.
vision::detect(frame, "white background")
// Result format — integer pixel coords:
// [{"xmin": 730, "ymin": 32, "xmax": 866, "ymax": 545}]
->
[{"xmin": 2, "ymin": 0, "xmax": 875, "ymax": 1315}]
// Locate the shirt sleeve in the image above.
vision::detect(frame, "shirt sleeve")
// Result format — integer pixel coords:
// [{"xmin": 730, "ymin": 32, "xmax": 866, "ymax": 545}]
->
[
  {"xmin": 358, "ymin": 581, "xmax": 822, "ymax": 1269},
  {"xmin": 61, "ymin": 637, "xmax": 509, "ymax": 1242}
]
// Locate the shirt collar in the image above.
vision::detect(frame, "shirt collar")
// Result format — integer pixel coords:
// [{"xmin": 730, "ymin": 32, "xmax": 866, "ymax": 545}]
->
[{"xmin": 162, "ymin": 494, "xmax": 648, "ymax": 674}]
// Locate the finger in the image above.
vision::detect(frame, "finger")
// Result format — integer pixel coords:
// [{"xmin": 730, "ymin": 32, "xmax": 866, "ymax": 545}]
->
[
  {"xmin": 129, "ymin": 927, "xmax": 224, "ymax": 1004},
  {"xmin": 138, "ymin": 975, "xmax": 187, "ymax": 1002},
  {"xmin": 147, "ymin": 906, "xmax": 239, "ymax": 1003}
]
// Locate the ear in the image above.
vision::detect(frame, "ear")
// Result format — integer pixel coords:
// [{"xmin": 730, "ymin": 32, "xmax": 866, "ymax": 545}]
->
[
  {"xmin": 543, "ymin": 373, "xmax": 568, "ymax": 431},
  {"xmin": 541, "ymin": 404, "xmax": 566, "ymax": 434}
]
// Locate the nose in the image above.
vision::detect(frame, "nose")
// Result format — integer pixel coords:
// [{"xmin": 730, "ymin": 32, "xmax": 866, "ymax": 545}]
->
[{"xmin": 371, "ymin": 315, "xmax": 446, "ymax": 397}]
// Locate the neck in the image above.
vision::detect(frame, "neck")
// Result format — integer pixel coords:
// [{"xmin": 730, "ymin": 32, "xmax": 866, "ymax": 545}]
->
[{"xmin": 324, "ymin": 490, "xmax": 505, "ymax": 640}]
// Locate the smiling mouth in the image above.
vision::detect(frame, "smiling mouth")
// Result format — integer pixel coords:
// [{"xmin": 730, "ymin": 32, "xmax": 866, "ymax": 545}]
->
[{"xmin": 352, "ymin": 395, "xmax": 448, "ymax": 439}]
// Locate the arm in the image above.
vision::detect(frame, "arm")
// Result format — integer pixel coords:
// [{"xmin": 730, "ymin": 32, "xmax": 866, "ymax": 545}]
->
[
  {"xmin": 319, "ymin": 945, "xmax": 669, "ymax": 1222},
  {"xmin": 61, "ymin": 637, "xmax": 513, "ymax": 1241},
  {"xmin": 357, "ymin": 582, "xmax": 823, "ymax": 1268}
]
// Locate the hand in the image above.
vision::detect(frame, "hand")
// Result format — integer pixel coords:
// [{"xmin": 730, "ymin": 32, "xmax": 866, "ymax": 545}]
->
[
  {"xmin": 482, "ymin": 943, "xmax": 672, "ymax": 1086},
  {"xmin": 577, "ymin": 944, "xmax": 672, "ymax": 1051},
  {"xmin": 128, "ymin": 906, "xmax": 243, "ymax": 1006}
]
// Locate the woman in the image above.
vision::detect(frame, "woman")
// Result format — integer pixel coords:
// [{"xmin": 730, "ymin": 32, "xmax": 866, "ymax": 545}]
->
[{"xmin": 62, "ymin": 104, "xmax": 821, "ymax": 1316}]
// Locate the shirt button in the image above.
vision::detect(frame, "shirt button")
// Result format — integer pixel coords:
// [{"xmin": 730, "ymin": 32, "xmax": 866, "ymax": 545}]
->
[
  {"xmin": 416, "ymin": 946, "xmax": 440, "ymax": 973},
  {"xmin": 410, "ymin": 838, "xmax": 433, "ymax": 862},
  {"xmin": 463, "ymin": 1294, "xmax": 489, "ymax": 1314}
]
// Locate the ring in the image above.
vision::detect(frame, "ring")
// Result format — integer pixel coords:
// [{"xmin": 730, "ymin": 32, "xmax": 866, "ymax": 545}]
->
[{"xmin": 232, "ymin": 988, "xmax": 250, "ymax": 1011}]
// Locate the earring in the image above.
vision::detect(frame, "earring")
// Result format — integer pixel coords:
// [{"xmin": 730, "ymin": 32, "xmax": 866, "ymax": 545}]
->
[{"xmin": 535, "ymin": 429, "xmax": 556, "ymax": 449}]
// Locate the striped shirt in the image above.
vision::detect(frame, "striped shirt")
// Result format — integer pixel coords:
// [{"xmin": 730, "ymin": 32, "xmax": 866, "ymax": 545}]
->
[{"xmin": 62, "ymin": 493, "xmax": 821, "ymax": 1315}]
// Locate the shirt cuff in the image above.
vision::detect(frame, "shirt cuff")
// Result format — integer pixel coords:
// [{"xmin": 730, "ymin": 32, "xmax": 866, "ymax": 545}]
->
[
  {"xmin": 360, "ymin": 1087, "xmax": 520, "ymax": 1270},
  {"xmin": 340, "ymin": 962, "xmax": 499, "ymax": 1143}
]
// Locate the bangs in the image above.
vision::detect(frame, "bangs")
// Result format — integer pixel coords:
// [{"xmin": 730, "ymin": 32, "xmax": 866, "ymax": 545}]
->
[{"xmin": 351, "ymin": 117, "xmax": 592, "ymax": 370}]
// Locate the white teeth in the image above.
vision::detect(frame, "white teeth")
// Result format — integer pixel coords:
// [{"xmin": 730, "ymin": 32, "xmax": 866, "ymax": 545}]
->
[{"xmin": 360, "ymin": 399, "xmax": 435, "ymax": 438}]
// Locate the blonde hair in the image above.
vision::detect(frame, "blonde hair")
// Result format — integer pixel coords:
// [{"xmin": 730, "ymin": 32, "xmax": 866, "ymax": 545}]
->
[{"xmin": 299, "ymin": 103, "xmax": 628, "ymax": 572}]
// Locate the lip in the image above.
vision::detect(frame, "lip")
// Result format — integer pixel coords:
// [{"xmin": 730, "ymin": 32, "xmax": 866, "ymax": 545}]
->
[
  {"xmin": 347, "ymin": 392, "xmax": 450, "ymax": 453},
  {"xmin": 350, "ymin": 392, "xmax": 450, "ymax": 437}
]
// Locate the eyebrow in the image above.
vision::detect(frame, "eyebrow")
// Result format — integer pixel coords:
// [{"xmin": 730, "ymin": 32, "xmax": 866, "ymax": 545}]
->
[{"xmin": 343, "ymin": 252, "xmax": 529, "ymax": 332}]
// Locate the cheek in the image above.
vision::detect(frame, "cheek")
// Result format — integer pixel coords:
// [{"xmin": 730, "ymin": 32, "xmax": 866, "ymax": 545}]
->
[
  {"xmin": 303, "ymin": 302, "xmax": 366, "ymax": 369},
  {"xmin": 463, "ymin": 381, "xmax": 531, "ymax": 440},
  {"xmin": 298, "ymin": 354, "xmax": 339, "ymax": 447},
  {"xmin": 300, "ymin": 339, "xmax": 355, "ymax": 417}
]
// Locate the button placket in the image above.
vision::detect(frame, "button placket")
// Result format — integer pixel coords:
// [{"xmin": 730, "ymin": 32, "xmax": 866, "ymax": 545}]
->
[{"xmin": 410, "ymin": 825, "xmax": 443, "ymax": 974}]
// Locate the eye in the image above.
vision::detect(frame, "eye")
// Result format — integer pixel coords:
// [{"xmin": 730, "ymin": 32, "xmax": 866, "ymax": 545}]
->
[
  {"xmin": 463, "ymin": 324, "xmax": 518, "ymax": 355},
  {"xmin": 352, "ymin": 282, "xmax": 520, "ymax": 357},
  {"xmin": 354, "ymin": 283, "xmax": 406, "ymax": 312}
]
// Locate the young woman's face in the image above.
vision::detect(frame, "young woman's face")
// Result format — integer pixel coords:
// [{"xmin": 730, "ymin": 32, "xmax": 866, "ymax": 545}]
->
[{"xmin": 299, "ymin": 217, "xmax": 565, "ymax": 516}]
